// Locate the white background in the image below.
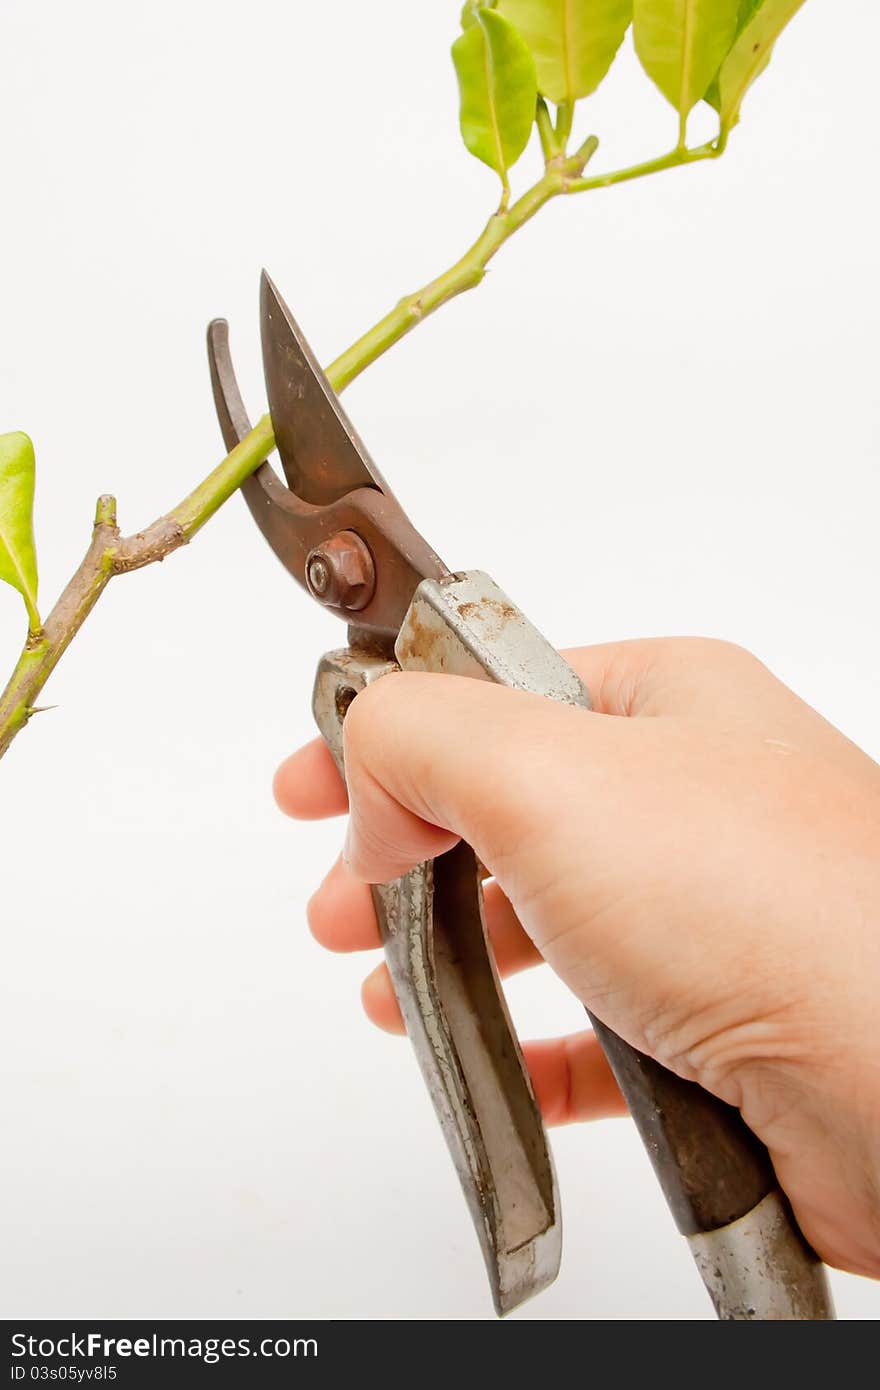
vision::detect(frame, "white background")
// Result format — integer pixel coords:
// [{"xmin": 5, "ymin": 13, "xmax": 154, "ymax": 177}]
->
[{"xmin": 1, "ymin": 1, "xmax": 878, "ymax": 1321}]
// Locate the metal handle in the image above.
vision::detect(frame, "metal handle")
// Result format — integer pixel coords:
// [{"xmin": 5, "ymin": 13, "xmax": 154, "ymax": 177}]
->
[{"xmin": 313, "ymin": 649, "xmax": 560, "ymax": 1316}]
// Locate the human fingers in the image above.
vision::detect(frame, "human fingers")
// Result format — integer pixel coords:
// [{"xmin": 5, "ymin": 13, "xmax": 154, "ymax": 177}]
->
[
  {"xmin": 341, "ymin": 672, "xmax": 606, "ymax": 884},
  {"xmin": 360, "ymin": 919, "xmax": 543, "ymax": 1030},
  {"xmin": 522, "ymin": 1031, "xmax": 626, "ymax": 1124},
  {"xmin": 359, "ymin": 979, "xmax": 626, "ymax": 1130},
  {"xmin": 308, "ymin": 857, "xmax": 541, "ymax": 970},
  {"xmin": 274, "ymin": 738, "xmax": 348, "ymax": 819},
  {"xmin": 358, "ymin": 874, "xmax": 543, "ymax": 1033},
  {"xmin": 274, "ymin": 641, "xmax": 845, "ymax": 827}
]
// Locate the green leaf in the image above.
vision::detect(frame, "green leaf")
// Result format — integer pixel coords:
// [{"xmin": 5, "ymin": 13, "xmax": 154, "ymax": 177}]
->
[
  {"xmin": 633, "ymin": 0, "xmax": 740, "ymax": 122},
  {"xmin": 0, "ymin": 431, "xmax": 40, "ymax": 630},
  {"xmin": 703, "ymin": 0, "xmax": 763, "ymax": 109},
  {"xmin": 452, "ymin": 9, "xmax": 538, "ymax": 184},
  {"xmin": 461, "ymin": 0, "xmax": 498, "ymax": 27},
  {"xmin": 497, "ymin": 1, "xmax": 632, "ymax": 105},
  {"xmin": 716, "ymin": 0, "xmax": 807, "ymax": 131}
]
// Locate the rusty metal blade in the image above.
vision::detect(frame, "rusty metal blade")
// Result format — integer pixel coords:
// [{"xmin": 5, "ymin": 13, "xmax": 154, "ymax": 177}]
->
[
  {"xmin": 207, "ymin": 318, "xmax": 252, "ymax": 450},
  {"xmin": 260, "ymin": 271, "xmax": 387, "ymax": 505}
]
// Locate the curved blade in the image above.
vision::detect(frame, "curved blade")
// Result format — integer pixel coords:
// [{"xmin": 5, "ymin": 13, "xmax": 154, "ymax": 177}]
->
[
  {"xmin": 260, "ymin": 271, "xmax": 388, "ymax": 505},
  {"xmin": 207, "ymin": 315, "xmax": 448, "ymax": 638},
  {"xmin": 207, "ymin": 318, "xmax": 252, "ymax": 450}
]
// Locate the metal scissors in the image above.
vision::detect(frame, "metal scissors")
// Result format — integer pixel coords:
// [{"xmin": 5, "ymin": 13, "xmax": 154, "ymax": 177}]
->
[{"xmin": 206, "ymin": 273, "xmax": 834, "ymax": 1319}]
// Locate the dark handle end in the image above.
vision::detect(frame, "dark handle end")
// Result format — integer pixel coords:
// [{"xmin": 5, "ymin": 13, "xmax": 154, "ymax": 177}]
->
[{"xmin": 587, "ymin": 1012, "xmax": 775, "ymax": 1235}]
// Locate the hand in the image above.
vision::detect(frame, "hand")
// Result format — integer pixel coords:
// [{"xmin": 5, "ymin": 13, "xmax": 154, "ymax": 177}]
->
[{"xmin": 274, "ymin": 638, "xmax": 880, "ymax": 1279}]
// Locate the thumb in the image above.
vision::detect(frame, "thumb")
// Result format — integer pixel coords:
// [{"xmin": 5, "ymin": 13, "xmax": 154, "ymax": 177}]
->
[{"xmin": 341, "ymin": 670, "xmax": 607, "ymax": 884}]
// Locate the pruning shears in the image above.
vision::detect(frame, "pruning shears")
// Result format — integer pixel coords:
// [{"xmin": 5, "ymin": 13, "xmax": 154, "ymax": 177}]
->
[{"xmin": 206, "ymin": 273, "xmax": 834, "ymax": 1320}]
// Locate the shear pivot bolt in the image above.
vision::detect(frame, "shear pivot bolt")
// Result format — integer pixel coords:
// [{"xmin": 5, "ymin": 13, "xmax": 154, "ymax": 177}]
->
[
  {"xmin": 308, "ymin": 556, "xmax": 331, "ymax": 595},
  {"xmin": 305, "ymin": 531, "xmax": 375, "ymax": 611}
]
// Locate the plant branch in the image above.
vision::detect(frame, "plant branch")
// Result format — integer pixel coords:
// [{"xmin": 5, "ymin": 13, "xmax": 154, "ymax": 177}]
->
[
  {"xmin": 0, "ymin": 500, "xmax": 118, "ymax": 759},
  {"xmin": 0, "ymin": 418, "xmax": 275, "ymax": 759},
  {"xmin": 325, "ymin": 134, "xmax": 600, "ymax": 393},
  {"xmin": 566, "ymin": 139, "xmax": 721, "ymax": 194},
  {"xmin": 0, "ymin": 130, "xmax": 726, "ymax": 764}
]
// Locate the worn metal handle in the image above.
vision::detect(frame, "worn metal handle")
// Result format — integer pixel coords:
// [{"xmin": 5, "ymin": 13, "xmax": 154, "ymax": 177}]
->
[{"xmin": 313, "ymin": 649, "xmax": 560, "ymax": 1316}]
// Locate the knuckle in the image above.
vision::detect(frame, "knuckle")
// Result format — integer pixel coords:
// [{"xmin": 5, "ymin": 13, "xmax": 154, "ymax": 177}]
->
[
  {"xmin": 658, "ymin": 636, "xmax": 765, "ymax": 674},
  {"xmin": 696, "ymin": 637, "xmax": 760, "ymax": 667}
]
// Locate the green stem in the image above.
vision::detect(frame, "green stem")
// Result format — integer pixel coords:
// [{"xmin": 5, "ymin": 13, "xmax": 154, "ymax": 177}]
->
[
  {"xmin": 170, "ymin": 412, "xmax": 276, "ymax": 539},
  {"xmin": 566, "ymin": 139, "xmax": 721, "ymax": 195},
  {"xmin": 326, "ymin": 139, "xmax": 600, "ymax": 394},
  {"xmin": 325, "ymin": 139, "xmax": 722, "ymax": 393},
  {"xmin": 555, "ymin": 101, "xmax": 574, "ymax": 149},
  {"xmin": 535, "ymin": 97, "xmax": 558, "ymax": 161}
]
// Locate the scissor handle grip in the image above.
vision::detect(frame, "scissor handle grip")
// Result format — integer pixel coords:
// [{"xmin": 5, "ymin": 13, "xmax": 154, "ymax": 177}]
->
[
  {"xmin": 313, "ymin": 649, "xmax": 561, "ymax": 1316},
  {"xmin": 392, "ymin": 571, "xmax": 834, "ymax": 1320}
]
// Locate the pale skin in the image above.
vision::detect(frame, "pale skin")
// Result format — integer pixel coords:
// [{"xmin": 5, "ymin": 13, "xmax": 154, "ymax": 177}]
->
[{"xmin": 274, "ymin": 638, "xmax": 880, "ymax": 1281}]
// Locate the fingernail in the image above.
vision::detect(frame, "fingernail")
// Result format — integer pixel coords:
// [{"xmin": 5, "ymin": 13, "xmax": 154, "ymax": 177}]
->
[{"xmin": 341, "ymin": 821, "xmax": 354, "ymax": 868}]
